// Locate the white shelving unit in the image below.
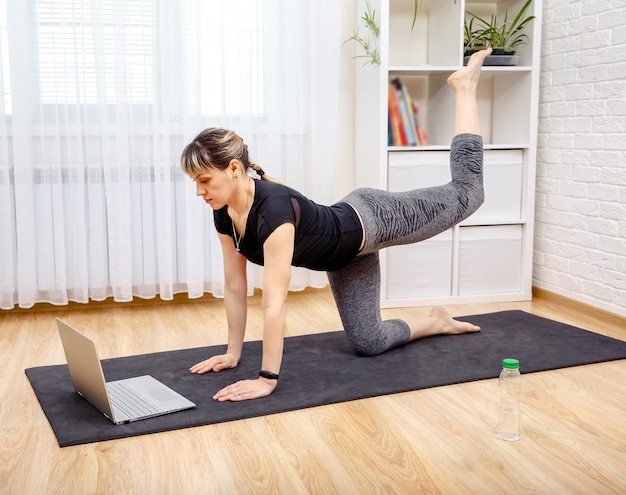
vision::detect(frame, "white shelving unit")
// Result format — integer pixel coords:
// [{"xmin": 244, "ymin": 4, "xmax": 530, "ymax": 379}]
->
[{"xmin": 353, "ymin": 0, "xmax": 543, "ymax": 307}]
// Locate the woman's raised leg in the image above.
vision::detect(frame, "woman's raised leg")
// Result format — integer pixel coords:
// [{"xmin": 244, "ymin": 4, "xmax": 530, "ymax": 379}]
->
[
  {"xmin": 403, "ymin": 49, "xmax": 492, "ymax": 342},
  {"xmin": 331, "ymin": 50, "xmax": 491, "ymax": 354}
]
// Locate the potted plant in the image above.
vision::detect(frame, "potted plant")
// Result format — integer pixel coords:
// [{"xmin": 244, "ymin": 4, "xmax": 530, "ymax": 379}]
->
[
  {"xmin": 465, "ymin": 0, "xmax": 535, "ymax": 65},
  {"xmin": 463, "ymin": 15, "xmax": 487, "ymax": 58}
]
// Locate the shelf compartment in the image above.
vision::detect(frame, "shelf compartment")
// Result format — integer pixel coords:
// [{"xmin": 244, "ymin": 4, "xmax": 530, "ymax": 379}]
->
[
  {"xmin": 388, "ymin": 149, "xmax": 524, "ymax": 223},
  {"xmin": 388, "ymin": 150, "xmax": 451, "ymax": 190},
  {"xmin": 467, "ymin": 149, "xmax": 523, "ymax": 222},
  {"xmin": 385, "ymin": 230, "xmax": 453, "ymax": 299},
  {"xmin": 388, "ymin": 0, "xmax": 462, "ymax": 67},
  {"xmin": 458, "ymin": 225, "xmax": 523, "ymax": 295},
  {"xmin": 388, "ymin": 71, "xmax": 532, "ymax": 147},
  {"xmin": 465, "ymin": 0, "xmax": 539, "ymax": 67}
]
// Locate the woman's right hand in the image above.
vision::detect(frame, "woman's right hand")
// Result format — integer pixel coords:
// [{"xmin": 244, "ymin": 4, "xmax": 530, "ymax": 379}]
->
[{"xmin": 189, "ymin": 353, "xmax": 239, "ymax": 374}]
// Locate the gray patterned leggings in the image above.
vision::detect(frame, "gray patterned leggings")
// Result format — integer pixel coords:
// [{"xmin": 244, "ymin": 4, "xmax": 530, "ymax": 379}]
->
[{"xmin": 327, "ymin": 133, "xmax": 485, "ymax": 356}]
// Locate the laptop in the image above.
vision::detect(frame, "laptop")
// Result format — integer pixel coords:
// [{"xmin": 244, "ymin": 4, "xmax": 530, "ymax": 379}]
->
[{"xmin": 56, "ymin": 318, "xmax": 195, "ymax": 425}]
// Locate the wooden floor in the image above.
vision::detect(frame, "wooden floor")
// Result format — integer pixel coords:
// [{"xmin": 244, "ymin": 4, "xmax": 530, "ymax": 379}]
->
[{"xmin": 2, "ymin": 288, "xmax": 625, "ymax": 494}]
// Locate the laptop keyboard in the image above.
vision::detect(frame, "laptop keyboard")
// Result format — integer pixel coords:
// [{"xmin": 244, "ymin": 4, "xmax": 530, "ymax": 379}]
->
[{"xmin": 107, "ymin": 381, "xmax": 161, "ymax": 418}]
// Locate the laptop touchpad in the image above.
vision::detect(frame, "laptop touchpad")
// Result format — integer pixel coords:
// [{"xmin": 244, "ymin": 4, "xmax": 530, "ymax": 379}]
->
[{"xmin": 147, "ymin": 386, "xmax": 180, "ymax": 402}]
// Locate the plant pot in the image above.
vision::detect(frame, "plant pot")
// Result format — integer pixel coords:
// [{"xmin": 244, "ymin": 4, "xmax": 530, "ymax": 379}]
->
[
  {"xmin": 464, "ymin": 48, "xmax": 483, "ymax": 57},
  {"xmin": 463, "ymin": 49, "xmax": 520, "ymax": 66},
  {"xmin": 490, "ymin": 48, "xmax": 516, "ymax": 56}
]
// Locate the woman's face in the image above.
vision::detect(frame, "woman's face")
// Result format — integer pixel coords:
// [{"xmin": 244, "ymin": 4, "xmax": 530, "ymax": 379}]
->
[{"xmin": 192, "ymin": 166, "xmax": 235, "ymax": 210}]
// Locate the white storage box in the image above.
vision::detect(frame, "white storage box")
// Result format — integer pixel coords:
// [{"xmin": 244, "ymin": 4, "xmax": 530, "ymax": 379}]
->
[
  {"xmin": 388, "ymin": 151, "xmax": 451, "ymax": 191},
  {"xmin": 385, "ymin": 230, "xmax": 453, "ymax": 299},
  {"xmin": 458, "ymin": 225, "xmax": 523, "ymax": 295},
  {"xmin": 469, "ymin": 150, "xmax": 523, "ymax": 222},
  {"xmin": 388, "ymin": 149, "xmax": 523, "ymax": 221}
]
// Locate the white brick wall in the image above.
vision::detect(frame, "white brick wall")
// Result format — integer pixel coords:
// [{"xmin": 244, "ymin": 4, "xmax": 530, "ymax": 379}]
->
[{"xmin": 536, "ymin": 0, "xmax": 626, "ymax": 316}]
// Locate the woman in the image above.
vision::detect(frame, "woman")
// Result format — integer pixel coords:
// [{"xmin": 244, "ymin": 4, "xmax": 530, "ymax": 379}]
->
[{"xmin": 181, "ymin": 48, "xmax": 492, "ymax": 402}]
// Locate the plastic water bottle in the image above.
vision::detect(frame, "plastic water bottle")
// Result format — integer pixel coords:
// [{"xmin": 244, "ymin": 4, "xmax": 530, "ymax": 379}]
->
[{"xmin": 496, "ymin": 358, "xmax": 521, "ymax": 441}]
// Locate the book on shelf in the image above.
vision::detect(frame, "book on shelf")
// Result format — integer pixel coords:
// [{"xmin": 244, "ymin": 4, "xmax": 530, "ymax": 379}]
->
[
  {"xmin": 388, "ymin": 77, "xmax": 427, "ymax": 147},
  {"xmin": 388, "ymin": 83, "xmax": 406, "ymax": 146},
  {"xmin": 412, "ymin": 101, "xmax": 427, "ymax": 146},
  {"xmin": 391, "ymin": 78, "xmax": 417, "ymax": 146}
]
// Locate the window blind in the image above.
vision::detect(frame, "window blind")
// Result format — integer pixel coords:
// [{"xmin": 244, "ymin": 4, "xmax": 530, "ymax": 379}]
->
[{"xmin": 35, "ymin": 0, "xmax": 153, "ymax": 105}]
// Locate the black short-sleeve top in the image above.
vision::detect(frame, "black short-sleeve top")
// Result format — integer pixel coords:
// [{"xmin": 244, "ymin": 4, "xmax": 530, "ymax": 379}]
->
[{"xmin": 213, "ymin": 180, "xmax": 363, "ymax": 271}]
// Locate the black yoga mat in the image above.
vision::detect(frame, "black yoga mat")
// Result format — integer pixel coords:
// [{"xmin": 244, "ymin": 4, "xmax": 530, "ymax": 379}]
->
[{"xmin": 26, "ymin": 310, "xmax": 626, "ymax": 447}]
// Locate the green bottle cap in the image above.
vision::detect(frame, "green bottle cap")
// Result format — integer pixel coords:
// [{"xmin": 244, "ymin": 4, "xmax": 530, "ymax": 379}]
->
[{"xmin": 502, "ymin": 358, "xmax": 519, "ymax": 369}]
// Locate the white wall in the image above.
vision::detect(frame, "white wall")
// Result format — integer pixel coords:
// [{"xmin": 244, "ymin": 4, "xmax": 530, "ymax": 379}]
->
[{"xmin": 535, "ymin": 0, "xmax": 626, "ymax": 316}]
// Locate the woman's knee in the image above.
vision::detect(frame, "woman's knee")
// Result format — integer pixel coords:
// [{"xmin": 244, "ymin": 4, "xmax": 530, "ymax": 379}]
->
[
  {"xmin": 348, "ymin": 337, "xmax": 386, "ymax": 357},
  {"xmin": 465, "ymin": 183, "xmax": 485, "ymax": 216},
  {"xmin": 344, "ymin": 319, "xmax": 410, "ymax": 357}
]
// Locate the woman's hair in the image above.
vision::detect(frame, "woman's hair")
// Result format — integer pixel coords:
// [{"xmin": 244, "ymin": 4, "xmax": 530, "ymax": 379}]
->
[{"xmin": 180, "ymin": 127, "xmax": 278, "ymax": 183}]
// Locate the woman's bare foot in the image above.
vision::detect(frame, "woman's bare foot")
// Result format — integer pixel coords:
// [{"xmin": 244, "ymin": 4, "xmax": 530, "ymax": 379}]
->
[
  {"xmin": 406, "ymin": 306, "xmax": 481, "ymax": 341},
  {"xmin": 447, "ymin": 48, "xmax": 492, "ymax": 92},
  {"xmin": 430, "ymin": 306, "xmax": 481, "ymax": 334}
]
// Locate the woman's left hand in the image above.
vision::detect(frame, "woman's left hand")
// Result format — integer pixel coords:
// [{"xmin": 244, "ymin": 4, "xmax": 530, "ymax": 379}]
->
[{"xmin": 213, "ymin": 378, "xmax": 277, "ymax": 402}]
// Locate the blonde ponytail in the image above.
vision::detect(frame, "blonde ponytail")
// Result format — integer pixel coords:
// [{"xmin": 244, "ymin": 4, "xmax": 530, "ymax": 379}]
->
[{"xmin": 249, "ymin": 161, "xmax": 281, "ymax": 184}]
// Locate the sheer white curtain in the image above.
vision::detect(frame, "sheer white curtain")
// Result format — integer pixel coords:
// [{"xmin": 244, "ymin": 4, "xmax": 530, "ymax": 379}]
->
[{"xmin": 0, "ymin": 0, "xmax": 348, "ymax": 310}]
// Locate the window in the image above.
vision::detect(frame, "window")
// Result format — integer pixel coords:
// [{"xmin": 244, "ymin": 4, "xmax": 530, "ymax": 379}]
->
[
  {"xmin": 31, "ymin": 0, "xmax": 265, "ymax": 117},
  {"xmin": 36, "ymin": 0, "xmax": 153, "ymax": 105}
]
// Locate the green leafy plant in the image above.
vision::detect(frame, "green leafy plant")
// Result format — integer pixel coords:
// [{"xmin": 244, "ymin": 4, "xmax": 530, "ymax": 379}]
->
[
  {"xmin": 345, "ymin": 0, "xmax": 381, "ymax": 66},
  {"xmin": 463, "ymin": 15, "xmax": 487, "ymax": 56},
  {"xmin": 467, "ymin": 0, "xmax": 535, "ymax": 55}
]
